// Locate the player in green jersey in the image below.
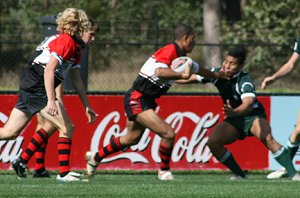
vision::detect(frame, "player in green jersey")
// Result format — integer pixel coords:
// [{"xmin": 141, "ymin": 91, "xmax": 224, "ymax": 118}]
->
[
  {"xmin": 178, "ymin": 48, "xmax": 300, "ymax": 180},
  {"xmin": 261, "ymin": 38, "xmax": 300, "ymax": 179}
]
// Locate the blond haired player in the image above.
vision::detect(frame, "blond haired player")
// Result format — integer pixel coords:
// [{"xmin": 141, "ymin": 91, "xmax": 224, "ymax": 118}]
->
[{"xmin": 0, "ymin": 8, "xmax": 97, "ymax": 182}]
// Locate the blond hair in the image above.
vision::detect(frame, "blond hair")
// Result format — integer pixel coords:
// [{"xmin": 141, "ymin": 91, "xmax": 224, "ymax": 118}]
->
[{"xmin": 56, "ymin": 8, "xmax": 89, "ymax": 37}]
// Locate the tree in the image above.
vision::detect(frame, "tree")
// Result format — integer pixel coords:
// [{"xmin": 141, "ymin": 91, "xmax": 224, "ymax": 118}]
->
[
  {"xmin": 221, "ymin": 0, "xmax": 300, "ymax": 76},
  {"xmin": 203, "ymin": 0, "xmax": 222, "ymax": 67}
]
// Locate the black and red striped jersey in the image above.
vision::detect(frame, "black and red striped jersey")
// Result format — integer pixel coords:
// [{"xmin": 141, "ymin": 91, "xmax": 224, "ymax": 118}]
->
[
  {"xmin": 20, "ymin": 33, "xmax": 82, "ymax": 91},
  {"xmin": 130, "ymin": 42, "xmax": 185, "ymax": 98},
  {"xmin": 32, "ymin": 33, "xmax": 82, "ymax": 81}
]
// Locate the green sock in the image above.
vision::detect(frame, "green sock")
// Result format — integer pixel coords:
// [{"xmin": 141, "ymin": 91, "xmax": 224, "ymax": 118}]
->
[
  {"xmin": 219, "ymin": 150, "xmax": 246, "ymax": 178},
  {"xmin": 273, "ymin": 147, "xmax": 297, "ymax": 177},
  {"xmin": 287, "ymin": 139, "xmax": 300, "ymax": 159}
]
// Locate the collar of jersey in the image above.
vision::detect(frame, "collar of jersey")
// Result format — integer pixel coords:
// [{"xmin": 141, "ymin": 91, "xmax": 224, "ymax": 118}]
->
[
  {"xmin": 71, "ymin": 35, "xmax": 86, "ymax": 49},
  {"xmin": 231, "ymin": 71, "xmax": 242, "ymax": 79}
]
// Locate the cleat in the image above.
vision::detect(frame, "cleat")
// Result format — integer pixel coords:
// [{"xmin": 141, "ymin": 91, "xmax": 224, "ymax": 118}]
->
[
  {"xmin": 230, "ymin": 174, "xmax": 247, "ymax": 180},
  {"xmin": 33, "ymin": 169, "xmax": 51, "ymax": 178},
  {"xmin": 267, "ymin": 168, "xmax": 288, "ymax": 180},
  {"xmin": 158, "ymin": 170, "xmax": 174, "ymax": 180},
  {"xmin": 12, "ymin": 159, "xmax": 27, "ymax": 179},
  {"xmin": 291, "ymin": 173, "xmax": 300, "ymax": 181},
  {"xmin": 85, "ymin": 151, "xmax": 99, "ymax": 177},
  {"xmin": 56, "ymin": 171, "xmax": 82, "ymax": 182}
]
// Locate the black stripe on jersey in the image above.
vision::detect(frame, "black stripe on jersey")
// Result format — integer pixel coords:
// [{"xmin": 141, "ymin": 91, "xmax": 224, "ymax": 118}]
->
[{"xmin": 139, "ymin": 72, "xmax": 171, "ymax": 88}]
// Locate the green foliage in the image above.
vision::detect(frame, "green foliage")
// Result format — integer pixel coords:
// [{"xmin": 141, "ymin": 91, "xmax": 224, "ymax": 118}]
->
[
  {"xmin": 222, "ymin": 0, "xmax": 300, "ymax": 74},
  {"xmin": 1, "ymin": 1, "xmax": 204, "ymax": 73}
]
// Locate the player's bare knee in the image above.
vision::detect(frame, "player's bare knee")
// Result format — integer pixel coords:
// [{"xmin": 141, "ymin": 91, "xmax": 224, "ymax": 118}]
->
[{"xmin": 160, "ymin": 128, "xmax": 175, "ymax": 140}]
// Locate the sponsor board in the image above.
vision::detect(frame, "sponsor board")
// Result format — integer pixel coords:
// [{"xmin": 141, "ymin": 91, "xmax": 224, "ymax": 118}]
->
[{"xmin": 0, "ymin": 94, "xmax": 269, "ymax": 170}]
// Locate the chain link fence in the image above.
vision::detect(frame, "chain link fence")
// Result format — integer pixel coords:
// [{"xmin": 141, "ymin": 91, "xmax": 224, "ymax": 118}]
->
[{"xmin": 1, "ymin": 19, "xmax": 298, "ymax": 93}]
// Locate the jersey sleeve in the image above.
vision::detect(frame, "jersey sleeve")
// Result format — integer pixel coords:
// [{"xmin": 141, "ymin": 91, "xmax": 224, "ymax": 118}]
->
[
  {"xmin": 239, "ymin": 76, "xmax": 256, "ymax": 99},
  {"xmin": 153, "ymin": 44, "xmax": 179, "ymax": 66},
  {"xmin": 48, "ymin": 35, "xmax": 76, "ymax": 64},
  {"xmin": 293, "ymin": 38, "xmax": 300, "ymax": 54}
]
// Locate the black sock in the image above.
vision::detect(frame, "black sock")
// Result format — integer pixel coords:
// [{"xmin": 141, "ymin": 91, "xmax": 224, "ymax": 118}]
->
[{"xmin": 219, "ymin": 150, "xmax": 246, "ymax": 178}]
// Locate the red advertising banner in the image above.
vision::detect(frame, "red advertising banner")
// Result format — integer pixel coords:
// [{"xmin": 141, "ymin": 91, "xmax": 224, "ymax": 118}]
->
[{"xmin": 0, "ymin": 94, "xmax": 269, "ymax": 170}]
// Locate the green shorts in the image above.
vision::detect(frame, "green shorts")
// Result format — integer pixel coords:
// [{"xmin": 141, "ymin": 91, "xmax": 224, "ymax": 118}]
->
[{"xmin": 224, "ymin": 113, "xmax": 267, "ymax": 140}]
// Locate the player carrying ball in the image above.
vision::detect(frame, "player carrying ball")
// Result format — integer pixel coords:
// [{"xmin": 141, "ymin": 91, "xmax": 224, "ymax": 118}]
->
[{"xmin": 85, "ymin": 23, "xmax": 224, "ymax": 180}]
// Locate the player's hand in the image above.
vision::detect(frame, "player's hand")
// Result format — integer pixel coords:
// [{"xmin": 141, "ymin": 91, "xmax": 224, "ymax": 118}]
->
[
  {"xmin": 222, "ymin": 99, "xmax": 234, "ymax": 118},
  {"xmin": 261, "ymin": 76, "xmax": 275, "ymax": 89},
  {"xmin": 181, "ymin": 63, "xmax": 192, "ymax": 79},
  {"xmin": 86, "ymin": 107, "xmax": 98, "ymax": 124},
  {"xmin": 214, "ymin": 71, "xmax": 229, "ymax": 80},
  {"xmin": 46, "ymin": 100, "xmax": 58, "ymax": 116}
]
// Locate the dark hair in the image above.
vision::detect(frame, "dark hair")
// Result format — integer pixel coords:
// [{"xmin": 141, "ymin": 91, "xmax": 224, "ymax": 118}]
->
[
  {"xmin": 227, "ymin": 47, "xmax": 246, "ymax": 65},
  {"xmin": 174, "ymin": 23, "xmax": 194, "ymax": 40},
  {"xmin": 88, "ymin": 17, "xmax": 99, "ymax": 32}
]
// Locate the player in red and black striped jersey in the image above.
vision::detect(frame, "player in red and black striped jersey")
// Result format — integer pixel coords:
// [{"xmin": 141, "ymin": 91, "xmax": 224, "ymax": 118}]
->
[
  {"xmin": 0, "ymin": 8, "xmax": 97, "ymax": 182},
  {"xmin": 85, "ymin": 23, "xmax": 224, "ymax": 180}
]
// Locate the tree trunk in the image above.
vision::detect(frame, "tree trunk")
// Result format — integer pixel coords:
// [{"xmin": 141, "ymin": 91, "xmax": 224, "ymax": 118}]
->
[
  {"xmin": 203, "ymin": 0, "xmax": 222, "ymax": 67},
  {"xmin": 110, "ymin": 0, "xmax": 117, "ymax": 38}
]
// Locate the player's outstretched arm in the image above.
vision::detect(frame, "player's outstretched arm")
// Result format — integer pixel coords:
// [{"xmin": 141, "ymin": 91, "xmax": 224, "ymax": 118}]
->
[
  {"xmin": 197, "ymin": 67, "xmax": 227, "ymax": 80},
  {"xmin": 261, "ymin": 53, "xmax": 299, "ymax": 89}
]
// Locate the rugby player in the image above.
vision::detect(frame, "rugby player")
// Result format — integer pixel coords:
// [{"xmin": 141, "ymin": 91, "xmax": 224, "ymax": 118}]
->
[
  {"xmin": 85, "ymin": 23, "xmax": 224, "ymax": 180},
  {"xmin": 0, "ymin": 8, "xmax": 97, "ymax": 182},
  {"xmin": 261, "ymin": 38, "xmax": 300, "ymax": 179},
  {"xmin": 178, "ymin": 48, "xmax": 300, "ymax": 181}
]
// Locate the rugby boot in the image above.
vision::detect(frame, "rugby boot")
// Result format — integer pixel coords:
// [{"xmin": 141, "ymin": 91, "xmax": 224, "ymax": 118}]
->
[
  {"xmin": 158, "ymin": 170, "xmax": 174, "ymax": 180},
  {"xmin": 85, "ymin": 151, "xmax": 99, "ymax": 177},
  {"xmin": 12, "ymin": 159, "xmax": 27, "ymax": 179}
]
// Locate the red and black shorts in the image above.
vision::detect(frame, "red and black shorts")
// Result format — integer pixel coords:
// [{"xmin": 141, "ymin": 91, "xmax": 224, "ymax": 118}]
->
[{"xmin": 124, "ymin": 89, "xmax": 157, "ymax": 121}]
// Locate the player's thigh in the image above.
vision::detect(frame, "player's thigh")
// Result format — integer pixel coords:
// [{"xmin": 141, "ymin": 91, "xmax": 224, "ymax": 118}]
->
[
  {"xmin": 250, "ymin": 117, "xmax": 271, "ymax": 140},
  {"xmin": 209, "ymin": 122, "xmax": 240, "ymax": 145},
  {"xmin": 39, "ymin": 101, "xmax": 73, "ymax": 133},
  {"xmin": 136, "ymin": 109, "xmax": 172, "ymax": 135},
  {"xmin": 1, "ymin": 107, "xmax": 31, "ymax": 134}
]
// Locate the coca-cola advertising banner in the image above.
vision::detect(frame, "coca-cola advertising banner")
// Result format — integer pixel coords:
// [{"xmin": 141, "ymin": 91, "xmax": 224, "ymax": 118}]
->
[{"xmin": 0, "ymin": 94, "xmax": 269, "ymax": 170}]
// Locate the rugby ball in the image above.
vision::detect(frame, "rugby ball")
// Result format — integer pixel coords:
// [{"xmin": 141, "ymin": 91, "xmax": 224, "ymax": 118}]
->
[{"xmin": 170, "ymin": 57, "xmax": 193, "ymax": 73}]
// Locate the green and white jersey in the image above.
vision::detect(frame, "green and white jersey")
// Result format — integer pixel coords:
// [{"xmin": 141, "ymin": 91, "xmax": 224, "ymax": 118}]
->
[
  {"xmin": 199, "ymin": 67, "xmax": 265, "ymax": 116},
  {"xmin": 293, "ymin": 38, "xmax": 300, "ymax": 54}
]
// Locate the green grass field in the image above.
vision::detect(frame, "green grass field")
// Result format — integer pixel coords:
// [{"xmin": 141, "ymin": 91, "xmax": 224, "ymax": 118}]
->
[{"xmin": 1, "ymin": 171, "xmax": 300, "ymax": 198}]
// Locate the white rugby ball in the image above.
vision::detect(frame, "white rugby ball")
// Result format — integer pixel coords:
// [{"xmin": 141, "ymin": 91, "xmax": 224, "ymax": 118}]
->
[{"xmin": 170, "ymin": 56, "xmax": 193, "ymax": 73}]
